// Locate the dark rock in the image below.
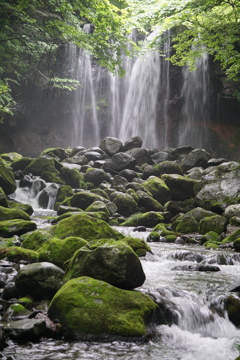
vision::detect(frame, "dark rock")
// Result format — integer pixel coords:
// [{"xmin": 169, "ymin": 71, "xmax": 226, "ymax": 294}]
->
[
  {"xmin": 126, "ymin": 148, "xmax": 153, "ymax": 166},
  {"xmin": 99, "ymin": 137, "xmax": 123, "ymax": 156},
  {"xmin": 180, "ymin": 149, "xmax": 211, "ymax": 172},
  {"xmin": 122, "ymin": 136, "xmax": 142, "ymax": 151},
  {"xmin": 133, "ymin": 226, "xmax": 147, "ymax": 232},
  {"xmin": 0, "ymin": 159, "xmax": 16, "ymax": 195},
  {"xmin": 119, "ymin": 169, "xmax": 138, "ymax": 182},
  {"xmin": 15, "ymin": 262, "xmax": 65, "ymax": 300},
  {"xmin": 3, "ymin": 318, "xmax": 46, "ymax": 341},
  {"xmin": 103, "ymin": 152, "xmax": 137, "ymax": 173},
  {"xmin": 151, "ymin": 151, "xmax": 172, "ymax": 164}
]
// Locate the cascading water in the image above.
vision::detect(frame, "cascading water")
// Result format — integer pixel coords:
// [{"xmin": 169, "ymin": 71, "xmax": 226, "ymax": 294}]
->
[
  {"xmin": 178, "ymin": 52, "xmax": 210, "ymax": 148},
  {"xmin": 68, "ymin": 29, "xmax": 172, "ymax": 149}
]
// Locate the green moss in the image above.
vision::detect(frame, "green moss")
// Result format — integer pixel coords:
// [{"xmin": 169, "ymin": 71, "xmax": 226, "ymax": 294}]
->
[
  {"xmin": 122, "ymin": 212, "xmax": 164, "ymax": 227},
  {"xmin": 148, "ymin": 231, "xmax": 160, "ymax": 242},
  {"xmin": 176, "ymin": 216, "xmax": 198, "ymax": 234},
  {"xmin": 222, "ymin": 229, "xmax": 240, "ymax": 243},
  {"xmin": 198, "ymin": 215, "xmax": 227, "ymax": 235},
  {"xmin": 233, "ymin": 238, "xmax": 240, "ymax": 251},
  {"xmin": 165, "ymin": 234, "xmax": 177, "ymax": 243},
  {"xmin": 0, "ymin": 246, "xmax": 38, "ymax": 262},
  {"xmin": 0, "ymin": 205, "xmax": 30, "ymax": 221},
  {"xmin": 201, "ymin": 231, "xmax": 221, "ymax": 245},
  {"xmin": 18, "ymin": 296, "xmax": 34, "ymax": 309},
  {"xmin": 204, "ymin": 241, "xmax": 220, "ymax": 249},
  {"xmin": 50, "ymin": 213, "xmax": 124, "ymax": 241},
  {"xmin": 153, "ymin": 223, "xmax": 174, "ymax": 236},
  {"xmin": 0, "ymin": 219, "xmax": 37, "ymax": 238},
  {"xmin": 21, "ymin": 230, "xmax": 53, "ymax": 250},
  {"xmin": 37, "ymin": 236, "xmax": 88, "ymax": 268},
  {"xmin": 8, "ymin": 201, "xmax": 33, "ymax": 216},
  {"xmin": 9, "ymin": 303, "xmax": 26, "ymax": 315},
  {"xmin": 48, "ymin": 276, "xmax": 157, "ymax": 339},
  {"xmin": 142, "ymin": 176, "xmax": 171, "ymax": 205}
]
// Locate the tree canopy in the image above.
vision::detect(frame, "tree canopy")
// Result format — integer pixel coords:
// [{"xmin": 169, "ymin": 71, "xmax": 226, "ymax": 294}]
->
[{"xmin": 0, "ymin": 0, "xmax": 239, "ymax": 118}]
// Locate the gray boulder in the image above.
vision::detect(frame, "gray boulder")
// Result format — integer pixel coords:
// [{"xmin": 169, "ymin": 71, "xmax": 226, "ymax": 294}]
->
[
  {"xmin": 180, "ymin": 149, "xmax": 211, "ymax": 172},
  {"xmin": 99, "ymin": 137, "xmax": 123, "ymax": 156},
  {"xmin": 3, "ymin": 318, "xmax": 46, "ymax": 341},
  {"xmin": 122, "ymin": 136, "xmax": 142, "ymax": 151},
  {"xmin": 162, "ymin": 174, "xmax": 197, "ymax": 201},
  {"xmin": 15, "ymin": 262, "xmax": 65, "ymax": 300},
  {"xmin": 103, "ymin": 152, "xmax": 137, "ymax": 173}
]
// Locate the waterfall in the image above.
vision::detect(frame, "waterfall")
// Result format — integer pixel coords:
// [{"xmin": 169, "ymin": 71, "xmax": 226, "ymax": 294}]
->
[{"xmin": 178, "ymin": 52, "xmax": 210, "ymax": 148}]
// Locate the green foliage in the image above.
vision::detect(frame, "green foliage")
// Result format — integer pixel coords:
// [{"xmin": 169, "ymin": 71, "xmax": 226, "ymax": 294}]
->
[
  {"xmin": 127, "ymin": 0, "xmax": 240, "ymax": 93},
  {"xmin": 0, "ymin": 0, "xmax": 130, "ymax": 118}
]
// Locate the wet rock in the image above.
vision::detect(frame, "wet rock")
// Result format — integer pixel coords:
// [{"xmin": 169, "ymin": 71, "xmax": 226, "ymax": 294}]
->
[
  {"xmin": 175, "ymin": 215, "xmax": 199, "ymax": 234},
  {"xmin": 15, "ymin": 262, "xmax": 65, "ymax": 300},
  {"xmin": 126, "ymin": 148, "xmax": 153, "ymax": 166},
  {"xmin": 50, "ymin": 213, "xmax": 123, "ymax": 241},
  {"xmin": 155, "ymin": 161, "xmax": 183, "ymax": 176},
  {"xmin": 38, "ymin": 183, "xmax": 59, "ymax": 209},
  {"xmin": 0, "ymin": 188, "xmax": 8, "ymax": 208},
  {"xmin": 111, "ymin": 175, "xmax": 129, "ymax": 192},
  {"xmin": 180, "ymin": 148, "xmax": 210, "ymax": 172},
  {"xmin": 41, "ymin": 147, "xmax": 68, "ymax": 161},
  {"xmin": 119, "ymin": 169, "xmax": 138, "ymax": 182},
  {"xmin": 142, "ymin": 176, "xmax": 171, "ymax": 205},
  {"xmin": 99, "ymin": 137, "xmax": 123, "ymax": 156},
  {"xmin": 123, "ymin": 211, "xmax": 164, "ymax": 228},
  {"xmin": 65, "ymin": 240, "xmax": 146, "ymax": 289},
  {"xmin": 151, "ymin": 151, "xmax": 172, "ymax": 163},
  {"xmin": 112, "ymin": 192, "xmax": 138, "ymax": 217},
  {"xmin": 59, "ymin": 167, "xmax": 83, "ymax": 188},
  {"xmin": 0, "ymin": 247, "xmax": 38, "ymax": 264},
  {"xmin": 2, "ymin": 281, "xmax": 19, "ymax": 300},
  {"xmin": 164, "ymin": 199, "xmax": 196, "ymax": 216},
  {"xmin": 224, "ymin": 295, "xmax": 240, "ymax": 327},
  {"xmin": 23, "ymin": 156, "xmax": 58, "ymax": 176},
  {"xmin": 161, "ymin": 174, "xmax": 197, "ymax": 201},
  {"xmin": 0, "ymin": 205, "xmax": 30, "ymax": 221},
  {"xmin": 136, "ymin": 190, "xmax": 164, "ymax": 212},
  {"xmin": 0, "ymin": 159, "xmax": 16, "ymax": 195},
  {"xmin": 103, "ymin": 152, "xmax": 137, "ymax": 173},
  {"xmin": 84, "ymin": 168, "xmax": 108, "ymax": 187},
  {"xmin": 69, "ymin": 191, "xmax": 107, "ymax": 210},
  {"xmin": 198, "ymin": 215, "xmax": 227, "ymax": 235},
  {"xmin": 3, "ymin": 318, "xmax": 46, "ymax": 341},
  {"xmin": 133, "ymin": 226, "xmax": 147, "ymax": 232},
  {"xmin": 122, "ymin": 136, "xmax": 142, "ymax": 151},
  {"xmin": 142, "ymin": 165, "xmax": 159, "ymax": 180},
  {"xmin": 48, "ymin": 276, "xmax": 157, "ymax": 340},
  {"xmin": 223, "ymin": 204, "xmax": 240, "ymax": 220},
  {"xmin": 0, "ymin": 219, "xmax": 37, "ymax": 238}
]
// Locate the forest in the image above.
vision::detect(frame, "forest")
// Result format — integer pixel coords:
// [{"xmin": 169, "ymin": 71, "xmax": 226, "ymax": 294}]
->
[{"xmin": 0, "ymin": 0, "xmax": 239, "ymax": 120}]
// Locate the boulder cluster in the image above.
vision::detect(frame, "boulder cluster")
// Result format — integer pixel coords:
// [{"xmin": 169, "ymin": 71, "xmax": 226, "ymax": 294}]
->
[{"xmin": 1, "ymin": 136, "xmax": 240, "ymax": 349}]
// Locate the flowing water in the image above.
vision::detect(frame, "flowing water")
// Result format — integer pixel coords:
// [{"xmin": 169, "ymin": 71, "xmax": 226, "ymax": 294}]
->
[{"xmin": 3, "ymin": 226, "xmax": 240, "ymax": 360}]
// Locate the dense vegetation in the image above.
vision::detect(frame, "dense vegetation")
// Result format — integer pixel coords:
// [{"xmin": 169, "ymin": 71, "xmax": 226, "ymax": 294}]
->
[{"xmin": 0, "ymin": 0, "xmax": 239, "ymax": 119}]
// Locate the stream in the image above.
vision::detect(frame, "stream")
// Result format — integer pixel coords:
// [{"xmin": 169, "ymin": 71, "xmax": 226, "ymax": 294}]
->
[{"xmin": 3, "ymin": 222, "xmax": 240, "ymax": 360}]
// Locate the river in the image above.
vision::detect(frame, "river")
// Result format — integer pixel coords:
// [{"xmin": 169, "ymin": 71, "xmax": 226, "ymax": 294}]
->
[{"xmin": 3, "ymin": 225, "xmax": 240, "ymax": 360}]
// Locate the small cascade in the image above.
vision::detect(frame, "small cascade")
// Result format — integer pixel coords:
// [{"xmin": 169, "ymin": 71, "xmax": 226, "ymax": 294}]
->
[
  {"xmin": 178, "ymin": 52, "xmax": 210, "ymax": 148},
  {"xmin": 11, "ymin": 176, "xmax": 59, "ymax": 210}
]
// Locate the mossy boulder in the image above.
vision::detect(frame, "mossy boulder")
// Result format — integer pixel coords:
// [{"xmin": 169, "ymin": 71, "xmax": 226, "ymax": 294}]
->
[
  {"xmin": 142, "ymin": 176, "xmax": 171, "ymax": 205},
  {"xmin": 198, "ymin": 215, "xmax": 227, "ymax": 235},
  {"xmin": 184, "ymin": 207, "xmax": 216, "ymax": 222},
  {"xmin": 64, "ymin": 240, "xmax": 145, "ymax": 289},
  {"xmin": 11, "ymin": 157, "xmax": 32, "ymax": 172},
  {"xmin": 164, "ymin": 199, "xmax": 195, "ymax": 216},
  {"xmin": 204, "ymin": 241, "xmax": 220, "ymax": 249},
  {"xmin": 161, "ymin": 174, "xmax": 197, "ymax": 201},
  {"xmin": 86, "ymin": 201, "xmax": 110, "ymax": 215},
  {"xmin": 50, "ymin": 213, "xmax": 123, "ymax": 241},
  {"xmin": 37, "ymin": 237, "xmax": 88, "ymax": 268},
  {"xmin": 112, "ymin": 193, "xmax": 138, "ymax": 217},
  {"xmin": 154, "ymin": 223, "xmax": 175, "ymax": 236},
  {"xmin": 41, "ymin": 147, "xmax": 68, "ymax": 160},
  {"xmin": 69, "ymin": 191, "xmax": 107, "ymax": 210},
  {"xmin": 41, "ymin": 171, "xmax": 65, "ymax": 185},
  {"xmin": 176, "ymin": 215, "xmax": 199, "ymax": 234},
  {"xmin": 180, "ymin": 148, "xmax": 210, "ymax": 172},
  {"xmin": 84, "ymin": 168, "xmax": 108, "ymax": 187},
  {"xmin": 48, "ymin": 276, "xmax": 158, "ymax": 339},
  {"xmin": 122, "ymin": 212, "xmax": 164, "ymax": 228},
  {"xmin": 0, "ymin": 247, "xmax": 38, "ymax": 263},
  {"xmin": 15, "ymin": 262, "xmax": 65, "ymax": 300},
  {"xmin": 0, "ymin": 205, "xmax": 30, "ymax": 221},
  {"xmin": 21, "ymin": 230, "xmax": 53, "ymax": 251},
  {"xmin": 23, "ymin": 156, "xmax": 58, "ymax": 176},
  {"xmin": 165, "ymin": 234, "xmax": 177, "ymax": 243},
  {"xmin": 121, "ymin": 237, "xmax": 152, "ymax": 257},
  {"xmin": 136, "ymin": 190, "xmax": 164, "ymax": 212},
  {"xmin": 8, "ymin": 201, "xmax": 34, "ymax": 216},
  {"xmin": 55, "ymin": 185, "xmax": 74, "ymax": 204},
  {"xmin": 0, "ymin": 187, "xmax": 8, "ymax": 207},
  {"xmin": 0, "ymin": 219, "xmax": 37, "ymax": 238},
  {"xmin": 222, "ymin": 229, "xmax": 240, "ymax": 244},
  {"xmin": 155, "ymin": 161, "xmax": 183, "ymax": 176},
  {"xmin": 224, "ymin": 295, "xmax": 240, "ymax": 327},
  {"xmin": 0, "ymin": 158, "xmax": 16, "ymax": 195},
  {"xmin": 59, "ymin": 167, "xmax": 83, "ymax": 188},
  {"xmin": 201, "ymin": 231, "xmax": 221, "ymax": 245}
]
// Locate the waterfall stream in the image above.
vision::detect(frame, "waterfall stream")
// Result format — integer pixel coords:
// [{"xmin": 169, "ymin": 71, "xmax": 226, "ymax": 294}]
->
[{"xmin": 4, "ymin": 227, "xmax": 240, "ymax": 360}]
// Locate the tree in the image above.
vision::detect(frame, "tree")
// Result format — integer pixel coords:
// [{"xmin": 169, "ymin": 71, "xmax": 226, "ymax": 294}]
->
[
  {"xmin": 0, "ymin": 0, "xmax": 129, "ymax": 118},
  {"xmin": 127, "ymin": 0, "xmax": 240, "ymax": 97}
]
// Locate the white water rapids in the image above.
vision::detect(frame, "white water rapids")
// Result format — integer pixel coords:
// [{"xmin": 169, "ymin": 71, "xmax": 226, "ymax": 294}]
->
[{"xmin": 4, "ymin": 225, "xmax": 240, "ymax": 360}]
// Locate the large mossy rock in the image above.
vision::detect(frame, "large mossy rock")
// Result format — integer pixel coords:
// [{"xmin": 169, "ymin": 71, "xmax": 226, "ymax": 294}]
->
[
  {"xmin": 195, "ymin": 169, "xmax": 240, "ymax": 211},
  {"xmin": 136, "ymin": 190, "xmax": 164, "ymax": 212},
  {"xmin": 180, "ymin": 149, "xmax": 210, "ymax": 172},
  {"xmin": 122, "ymin": 212, "xmax": 164, "ymax": 228},
  {"xmin": 198, "ymin": 215, "xmax": 227, "ymax": 235},
  {"xmin": 0, "ymin": 246, "xmax": 38, "ymax": 263},
  {"xmin": 64, "ymin": 240, "xmax": 145, "ymax": 289},
  {"xmin": 15, "ymin": 262, "xmax": 65, "ymax": 300},
  {"xmin": 69, "ymin": 191, "xmax": 107, "ymax": 210},
  {"xmin": 0, "ymin": 219, "xmax": 36, "ymax": 238},
  {"xmin": 155, "ymin": 161, "xmax": 183, "ymax": 176},
  {"xmin": 112, "ymin": 192, "xmax": 138, "ymax": 217},
  {"xmin": 164, "ymin": 199, "xmax": 195, "ymax": 215},
  {"xmin": 0, "ymin": 158, "xmax": 16, "ymax": 195},
  {"xmin": 59, "ymin": 167, "xmax": 83, "ymax": 188},
  {"xmin": 37, "ymin": 237, "xmax": 87, "ymax": 268},
  {"xmin": 23, "ymin": 156, "xmax": 58, "ymax": 176},
  {"xmin": 0, "ymin": 205, "xmax": 30, "ymax": 221},
  {"xmin": 48, "ymin": 276, "xmax": 158, "ymax": 340},
  {"xmin": 50, "ymin": 213, "xmax": 123, "ymax": 241},
  {"xmin": 161, "ymin": 174, "xmax": 197, "ymax": 201},
  {"xmin": 0, "ymin": 187, "xmax": 8, "ymax": 207},
  {"xmin": 84, "ymin": 168, "xmax": 108, "ymax": 187},
  {"xmin": 175, "ymin": 215, "xmax": 199, "ymax": 234},
  {"xmin": 142, "ymin": 176, "xmax": 171, "ymax": 205},
  {"xmin": 21, "ymin": 230, "xmax": 53, "ymax": 250}
]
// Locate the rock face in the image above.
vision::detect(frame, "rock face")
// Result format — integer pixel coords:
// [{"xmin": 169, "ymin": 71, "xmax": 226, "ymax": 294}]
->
[
  {"xmin": 64, "ymin": 241, "xmax": 146, "ymax": 290},
  {"xmin": 3, "ymin": 319, "xmax": 46, "ymax": 341},
  {"xmin": 48, "ymin": 276, "xmax": 158, "ymax": 340},
  {"xmin": 15, "ymin": 262, "xmax": 65, "ymax": 300}
]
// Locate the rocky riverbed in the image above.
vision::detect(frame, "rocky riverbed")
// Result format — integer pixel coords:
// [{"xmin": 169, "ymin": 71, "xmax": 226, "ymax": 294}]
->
[{"xmin": 1, "ymin": 136, "xmax": 240, "ymax": 359}]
